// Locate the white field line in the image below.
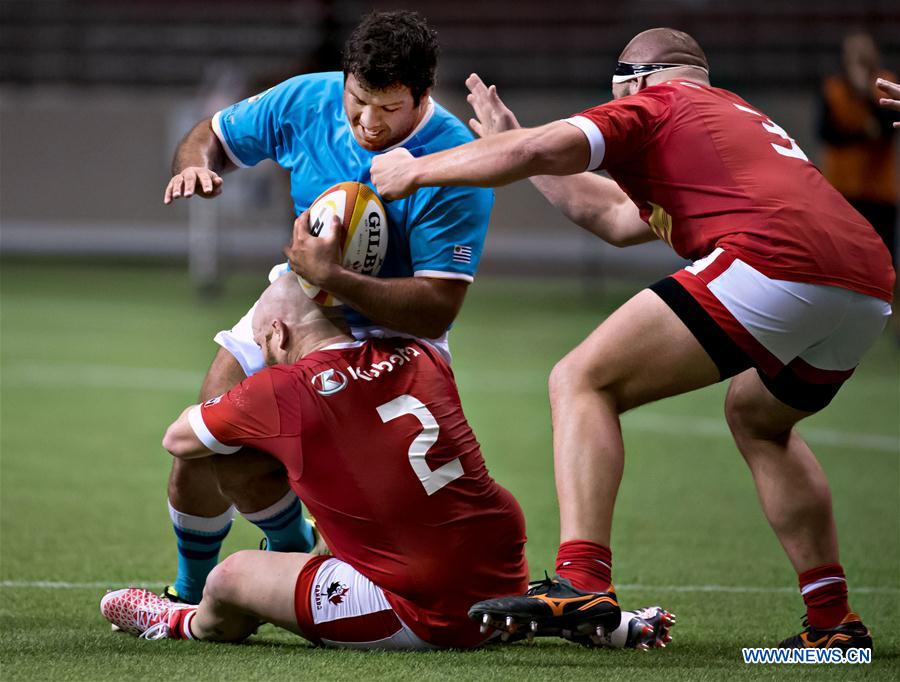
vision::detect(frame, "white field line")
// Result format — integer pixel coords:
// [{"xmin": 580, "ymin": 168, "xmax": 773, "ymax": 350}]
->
[
  {"xmin": 3, "ymin": 363, "xmax": 897, "ymax": 453},
  {"xmin": 1, "ymin": 580, "xmax": 896, "ymax": 594},
  {"xmin": 1, "ymin": 580, "xmax": 167, "ymax": 589},
  {"xmin": 620, "ymin": 412, "xmax": 898, "ymax": 454}
]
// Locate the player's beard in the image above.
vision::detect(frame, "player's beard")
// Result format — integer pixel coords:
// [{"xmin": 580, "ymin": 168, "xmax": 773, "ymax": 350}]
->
[
  {"xmin": 263, "ymin": 342, "xmax": 282, "ymax": 367},
  {"xmin": 260, "ymin": 331, "xmax": 281, "ymax": 367}
]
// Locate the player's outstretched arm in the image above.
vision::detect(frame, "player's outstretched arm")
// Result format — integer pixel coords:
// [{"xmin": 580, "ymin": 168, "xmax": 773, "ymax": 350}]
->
[
  {"xmin": 531, "ymin": 173, "xmax": 656, "ymax": 247},
  {"xmin": 162, "ymin": 405, "xmax": 214, "ymax": 459},
  {"xmin": 466, "ymin": 73, "xmax": 654, "ymax": 247},
  {"xmin": 876, "ymin": 78, "xmax": 900, "ymax": 127},
  {"xmin": 464, "ymin": 73, "xmax": 521, "ymax": 138},
  {"xmin": 371, "ymin": 122, "xmax": 589, "ymax": 200},
  {"xmin": 163, "ymin": 117, "xmax": 235, "ymax": 204}
]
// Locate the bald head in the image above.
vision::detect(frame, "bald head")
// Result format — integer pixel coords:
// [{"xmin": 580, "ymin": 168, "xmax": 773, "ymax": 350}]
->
[
  {"xmin": 254, "ymin": 274, "xmax": 317, "ymax": 332},
  {"xmin": 611, "ymin": 27, "xmax": 709, "ymax": 99},
  {"xmin": 620, "ymin": 28, "xmax": 708, "ymax": 70},
  {"xmin": 252, "ymin": 274, "xmax": 350, "ymax": 365}
]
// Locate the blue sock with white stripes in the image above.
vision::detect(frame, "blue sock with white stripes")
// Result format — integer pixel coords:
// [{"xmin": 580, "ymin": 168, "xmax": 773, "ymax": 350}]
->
[
  {"xmin": 168, "ymin": 501, "xmax": 235, "ymax": 604},
  {"xmin": 240, "ymin": 490, "xmax": 315, "ymax": 553}
]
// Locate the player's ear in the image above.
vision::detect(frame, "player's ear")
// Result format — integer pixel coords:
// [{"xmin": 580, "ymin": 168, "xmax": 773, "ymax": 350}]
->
[{"xmin": 272, "ymin": 319, "xmax": 290, "ymax": 351}]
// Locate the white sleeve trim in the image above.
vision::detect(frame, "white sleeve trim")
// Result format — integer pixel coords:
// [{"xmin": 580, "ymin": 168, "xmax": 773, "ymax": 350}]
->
[
  {"xmin": 211, "ymin": 110, "xmax": 249, "ymax": 168},
  {"xmin": 414, "ymin": 270, "xmax": 475, "ymax": 282},
  {"xmin": 562, "ymin": 116, "xmax": 606, "ymax": 171},
  {"xmin": 188, "ymin": 405, "xmax": 242, "ymax": 455}
]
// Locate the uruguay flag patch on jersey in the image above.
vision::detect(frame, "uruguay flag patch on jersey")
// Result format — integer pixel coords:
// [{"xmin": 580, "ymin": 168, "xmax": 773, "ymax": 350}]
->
[{"xmin": 452, "ymin": 245, "xmax": 473, "ymax": 264}]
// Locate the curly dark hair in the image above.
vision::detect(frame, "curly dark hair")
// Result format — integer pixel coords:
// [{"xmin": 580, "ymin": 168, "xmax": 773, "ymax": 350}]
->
[{"xmin": 342, "ymin": 10, "xmax": 439, "ymax": 105}]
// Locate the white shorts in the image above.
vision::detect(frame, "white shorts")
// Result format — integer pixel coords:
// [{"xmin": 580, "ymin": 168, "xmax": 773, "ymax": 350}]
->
[
  {"xmin": 294, "ymin": 556, "xmax": 435, "ymax": 651},
  {"xmin": 655, "ymin": 248, "xmax": 891, "ymax": 411},
  {"xmin": 214, "ymin": 263, "xmax": 451, "ymax": 376}
]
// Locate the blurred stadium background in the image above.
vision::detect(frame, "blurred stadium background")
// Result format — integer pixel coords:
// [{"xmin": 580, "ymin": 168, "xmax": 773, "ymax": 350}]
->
[
  {"xmin": 1, "ymin": 2, "xmax": 898, "ymax": 679},
  {"xmin": 2, "ymin": 0, "xmax": 898, "ymax": 286}
]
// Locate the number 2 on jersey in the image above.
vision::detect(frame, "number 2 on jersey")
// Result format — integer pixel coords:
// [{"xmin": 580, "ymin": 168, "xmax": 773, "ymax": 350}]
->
[{"xmin": 376, "ymin": 394, "xmax": 464, "ymax": 496}]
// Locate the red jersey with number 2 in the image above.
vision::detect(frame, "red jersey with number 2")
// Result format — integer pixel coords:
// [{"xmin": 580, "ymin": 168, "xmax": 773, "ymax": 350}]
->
[
  {"xmin": 198, "ymin": 338, "xmax": 528, "ymax": 648},
  {"xmin": 571, "ymin": 81, "xmax": 894, "ymax": 301}
]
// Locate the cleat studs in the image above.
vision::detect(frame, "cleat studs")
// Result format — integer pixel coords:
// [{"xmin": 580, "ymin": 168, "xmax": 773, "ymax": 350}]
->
[
  {"xmin": 526, "ymin": 632, "xmax": 535, "ymax": 644},
  {"xmin": 480, "ymin": 623, "xmax": 489, "ymax": 635},
  {"xmin": 505, "ymin": 615, "xmax": 514, "ymax": 630},
  {"xmin": 482, "ymin": 613, "xmax": 491, "ymax": 625},
  {"xmin": 530, "ymin": 620, "xmax": 539, "ymax": 633},
  {"xmin": 637, "ymin": 643, "xmax": 649, "ymax": 651}
]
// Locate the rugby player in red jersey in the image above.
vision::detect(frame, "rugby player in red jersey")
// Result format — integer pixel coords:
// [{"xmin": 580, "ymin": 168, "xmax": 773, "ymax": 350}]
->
[
  {"xmin": 100, "ymin": 274, "xmax": 672, "ymax": 650},
  {"xmin": 371, "ymin": 28, "xmax": 894, "ymax": 651}
]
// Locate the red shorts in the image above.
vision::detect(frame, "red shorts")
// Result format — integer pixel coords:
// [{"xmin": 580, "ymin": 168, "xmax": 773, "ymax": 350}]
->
[
  {"xmin": 293, "ymin": 556, "xmax": 436, "ymax": 650},
  {"xmin": 652, "ymin": 248, "xmax": 891, "ymax": 411}
]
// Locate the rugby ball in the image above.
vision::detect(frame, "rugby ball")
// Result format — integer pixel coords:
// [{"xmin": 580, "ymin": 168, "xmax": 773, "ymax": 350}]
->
[{"xmin": 298, "ymin": 182, "xmax": 388, "ymax": 306}]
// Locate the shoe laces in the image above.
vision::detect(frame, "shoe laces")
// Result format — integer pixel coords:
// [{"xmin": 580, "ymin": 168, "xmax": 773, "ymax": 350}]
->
[
  {"xmin": 136, "ymin": 607, "xmax": 171, "ymax": 640},
  {"xmin": 139, "ymin": 619, "xmax": 171, "ymax": 640},
  {"xmin": 525, "ymin": 571, "xmax": 556, "ymax": 595}
]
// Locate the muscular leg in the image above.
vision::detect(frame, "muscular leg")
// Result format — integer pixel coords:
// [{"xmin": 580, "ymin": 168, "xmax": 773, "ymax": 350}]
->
[
  {"xmin": 167, "ymin": 348, "xmax": 308, "ymax": 602},
  {"xmin": 213, "ymin": 452, "xmax": 292, "ymax": 514},
  {"xmin": 724, "ymin": 370, "xmax": 838, "ymax": 572},
  {"xmin": 191, "ymin": 550, "xmax": 310, "ymax": 642},
  {"xmin": 166, "ymin": 349, "xmax": 245, "ymax": 602},
  {"xmin": 550, "ymin": 289, "xmax": 721, "ymax": 546}
]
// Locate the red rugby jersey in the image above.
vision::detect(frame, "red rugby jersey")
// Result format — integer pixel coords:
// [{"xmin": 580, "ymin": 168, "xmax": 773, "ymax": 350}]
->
[
  {"xmin": 197, "ymin": 338, "xmax": 528, "ymax": 648},
  {"xmin": 568, "ymin": 81, "xmax": 894, "ymax": 301}
]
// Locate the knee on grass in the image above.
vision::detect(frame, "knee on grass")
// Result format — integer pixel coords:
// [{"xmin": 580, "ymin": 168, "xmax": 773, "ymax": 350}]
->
[{"xmin": 198, "ymin": 553, "xmax": 265, "ymax": 643}]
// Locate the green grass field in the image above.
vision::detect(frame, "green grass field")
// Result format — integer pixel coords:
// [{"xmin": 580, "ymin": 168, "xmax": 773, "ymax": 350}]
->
[{"xmin": 1, "ymin": 260, "xmax": 897, "ymax": 680}]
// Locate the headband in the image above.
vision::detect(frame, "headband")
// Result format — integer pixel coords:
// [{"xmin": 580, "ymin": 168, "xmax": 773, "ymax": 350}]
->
[{"xmin": 612, "ymin": 61, "xmax": 709, "ymax": 84}]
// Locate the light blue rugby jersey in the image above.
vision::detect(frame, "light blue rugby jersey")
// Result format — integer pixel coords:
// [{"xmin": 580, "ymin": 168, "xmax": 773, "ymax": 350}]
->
[{"xmin": 211, "ymin": 71, "xmax": 493, "ymax": 329}]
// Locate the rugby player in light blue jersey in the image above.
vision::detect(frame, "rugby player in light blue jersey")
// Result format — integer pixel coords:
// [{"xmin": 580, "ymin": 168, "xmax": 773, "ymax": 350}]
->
[{"xmin": 160, "ymin": 11, "xmax": 493, "ymax": 605}]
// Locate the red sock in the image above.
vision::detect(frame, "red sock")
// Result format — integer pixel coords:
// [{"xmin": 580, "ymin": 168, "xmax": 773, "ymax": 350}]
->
[
  {"xmin": 555, "ymin": 540, "xmax": 612, "ymax": 592},
  {"xmin": 799, "ymin": 563, "xmax": 850, "ymax": 629},
  {"xmin": 167, "ymin": 607, "xmax": 199, "ymax": 640}
]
